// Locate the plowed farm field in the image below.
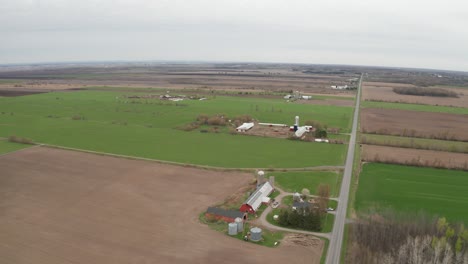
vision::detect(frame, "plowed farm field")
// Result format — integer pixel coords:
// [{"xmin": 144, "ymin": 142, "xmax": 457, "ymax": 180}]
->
[
  {"xmin": 0, "ymin": 147, "xmax": 322, "ymax": 264},
  {"xmin": 362, "ymin": 145, "xmax": 468, "ymax": 170},
  {"xmin": 361, "ymin": 108, "xmax": 468, "ymax": 141},
  {"xmin": 362, "ymin": 81, "xmax": 468, "ymax": 107}
]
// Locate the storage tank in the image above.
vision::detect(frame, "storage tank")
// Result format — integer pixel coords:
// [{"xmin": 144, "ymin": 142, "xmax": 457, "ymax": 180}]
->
[
  {"xmin": 235, "ymin": 217, "xmax": 244, "ymax": 232},
  {"xmin": 250, "ymin": 227, "xmax": 262, "ymax": 242},
  {"xmin": 228, "ymin": 222, "xmax": 238, "ymax": 236},
  {"xmin": 269, "ymin": 176, "xmax": 275, "ymax": 188},
  {"xmin": 257, "ymin": 171, "xmax": 265, "ymax": 186}
]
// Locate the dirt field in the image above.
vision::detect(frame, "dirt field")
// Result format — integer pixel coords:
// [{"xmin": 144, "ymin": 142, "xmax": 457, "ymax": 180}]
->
[
  {"xmin": 362, "ymin": 145, "xmax": 468, "ymax": 170},
  {"xmin": 362, "ymin": 81, "xmax": 468, "ymax": 107},
  {"xmin": 0, "ymin": 64, "xmax": 357, "ymax": 98},
  {"xmin": 0, "ymin": 147, "xmax": 322, "ymax": 264},
  {"xmin": 361, "ymin": 108, "xmax": 468, "ymax": 141}
]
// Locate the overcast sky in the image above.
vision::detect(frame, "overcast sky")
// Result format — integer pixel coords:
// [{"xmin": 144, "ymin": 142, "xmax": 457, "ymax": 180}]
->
[{"xmin": 1, "ymin": 0, "xmax": 467, "ymax": 71}]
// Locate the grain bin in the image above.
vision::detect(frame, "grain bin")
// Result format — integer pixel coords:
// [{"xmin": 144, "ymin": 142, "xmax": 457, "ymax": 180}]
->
[
  {"xmin": 257, "ymin": 171, "xmax": 265, "ymax": 186},
  {"xmin": 228, "ymin": 222, "xmax": 238, "ymax": 236},
  {"xmin": 235, "ymin": 217, "xmax": 243, "ymax": 232},
  {"xmin": 250, "ymin": 227, "xmax": 262, "ymax": 242}
]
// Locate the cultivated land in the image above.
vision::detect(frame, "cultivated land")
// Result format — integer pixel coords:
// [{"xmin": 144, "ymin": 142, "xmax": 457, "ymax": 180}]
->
[
  {"xmin": 355, "ymin": 163, "xmax": 468, "ymax": 223},
  {"xmin": 361, "ymin": 144, "xmax": 468, "ymax": 170},
  {"xmin": 361, "ymin": 108, "xmax": 468, "ymax": 141},
  {"xmin": 361, "ymin": 100, "xmax": 468, "ymax": 115},
  {"xmin": 361, "ymin": 134, "xmax": 468, "ymax": 153},
  {"xmin": 268, "ymin": 171, "xmax": 342, "ymax": 197},
  {"xmin": 0, "ymin": 91, "xmax": 350, "ymax": 168},
  {"xmin": 362, "ymin": 81, "xmax": 468, "ymax": 108},
  {"xmin": 0, "ymin": 147, "xmax": 323, "ymax": 264}
]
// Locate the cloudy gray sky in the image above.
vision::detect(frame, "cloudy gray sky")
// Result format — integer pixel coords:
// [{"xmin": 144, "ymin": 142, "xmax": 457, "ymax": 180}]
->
[{"xmin": 1, "ymin": 0, "xmax": 467, "ymax": 71}]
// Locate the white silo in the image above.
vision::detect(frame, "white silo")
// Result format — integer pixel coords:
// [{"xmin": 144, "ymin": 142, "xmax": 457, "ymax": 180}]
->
[
  {"xmin": 228, "ymin": 222, "xmax": 238, "ymax": 236},
  {"xmin": 294, "ymin": 116, "xmax": 299, "ymax": 131},
  {"xmin": 235, "ymin": 217, "xmax": 243, "ymax": 232},
  {"xmin": 257, "ymin": 170, "xmax": 265, "ymax": 186},
  {"xmin": 250, "ymin": 227, "xmax": 262, "ymax": 242}
]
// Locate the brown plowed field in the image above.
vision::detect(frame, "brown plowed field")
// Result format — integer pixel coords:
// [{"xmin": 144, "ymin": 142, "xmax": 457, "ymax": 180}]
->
[
  {"xmin": 362, "ymin": 81, "xmax": 468, "ymax": 107},
  {"xmin": 361, "ymin": 108, "xmax": 468, "ymax": 141},
  {"xmin": 0, "ymin": 147, "xmax": 322, "ymax": 264},
  {"xmin": 362, "ymin": 145, "xmax": 468, "ymax": 170}
]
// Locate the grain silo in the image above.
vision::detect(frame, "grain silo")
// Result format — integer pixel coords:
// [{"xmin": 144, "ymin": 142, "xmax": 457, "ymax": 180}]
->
[
  {"xmin": 269, "ymin": 176, "xmax": 275, "ymax": 189},
  {"xmin": 257, "ymin": 171, "xmax": 265, "ymax": 186},
  {"xmin": 250, "ymin": 227, "xmax": 262, "ymax": 242},
  {"xmin": 228, "ymin": 222, "xmax": 238, "ymax": 236},
  {"xmin": 234, "ymin": 217, "xmax": 243, "ymax": 232}
]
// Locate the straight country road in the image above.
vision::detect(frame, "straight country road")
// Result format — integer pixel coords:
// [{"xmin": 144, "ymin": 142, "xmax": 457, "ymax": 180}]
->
[{"xmin": 325, "ymin": 74, "xmax": 362, "ymax": 264}]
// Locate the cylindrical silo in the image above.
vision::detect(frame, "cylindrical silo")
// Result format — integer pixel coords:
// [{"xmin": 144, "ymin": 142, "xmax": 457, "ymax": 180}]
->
[
  {"xmin": 269, "ymin": 176, "xmax": 275, "ymax": 188},
  {"xmin": 235, "ymin": 217, "xmax": 243, "ymax": 232},
  {"xmin": 228, "ymin": 222, "xmax": 238, "ymax": 236},
  {"xmin": 250, "ymin": 227, "xmax": 262, "ymax": 242},
  {"xmin": 257, "ymin": 171, "xmax": 265, "ymax": 186}
]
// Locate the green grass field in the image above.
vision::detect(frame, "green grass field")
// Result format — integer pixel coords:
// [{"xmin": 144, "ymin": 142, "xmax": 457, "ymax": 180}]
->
[
  {"xmin": 0, "ymin": 140, "xmax": 31, "ymax": 154},
  {"xmin": 361, "ymin": 134, "xmax": 468, "ymax": 153},
  {"xmin": 269, "ymin": 171, "xmax": 342, "ymax": 197},
  {"xmin": 355, "ymin": 163, "xmax": 468, "ymax": 223},
  {"xmin": 0, "ymin": 90, "xmax": 351, "ymax": 168},
  {"xmin": 362, "ymin": 101, "xmax": 468, "ymax": 115}
]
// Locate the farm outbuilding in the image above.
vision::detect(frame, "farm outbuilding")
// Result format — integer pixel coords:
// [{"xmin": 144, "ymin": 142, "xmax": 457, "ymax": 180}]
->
[
  {"xmin": 239, "ymin": 182, "xmax": 274, "ymax": 214},
  {"xmin": 205, "ymin": 207, "xmax": 247, "ymax": 222},
  {"xmin": 236, "ymin": 122, "xmax": 254, "ymax": 132}
]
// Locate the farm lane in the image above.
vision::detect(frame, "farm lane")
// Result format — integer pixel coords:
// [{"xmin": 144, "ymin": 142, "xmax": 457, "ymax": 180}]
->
[
  {"xmin": 325, "ymin": 74, "xmax": 362, "ymax": 264},
  {"xmin": 254, "ymin": 187, "xmax": 331, "ymax": 239}
]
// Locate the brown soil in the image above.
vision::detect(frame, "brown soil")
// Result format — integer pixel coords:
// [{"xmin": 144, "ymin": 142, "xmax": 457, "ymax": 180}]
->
[
  {"xmin": 242, "ymin": 124, "xmax": 293, "ymax": 139},
  {"xmin": 361, "ymin": 108, "xmax": 468, "ymax": 141},
  {"xmin": 295, "ymin": 98, "xmax": 354, "ymax": 107},
  {"xmin": 362, "ymin": 81, "xmax": 468, "ymax": 107},
  {"xmin": 362, "ymin": 145, "xmax": 468, "ymax": 170},
  {"xmin": 0, "ymin": 147, "xmax": 322, "ymax": 264}
]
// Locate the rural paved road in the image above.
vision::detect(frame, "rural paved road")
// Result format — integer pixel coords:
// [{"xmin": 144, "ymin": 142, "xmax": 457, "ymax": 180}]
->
[{"xmin": 325, "ymin": 74, "xmax": 362, "ymax": 264}]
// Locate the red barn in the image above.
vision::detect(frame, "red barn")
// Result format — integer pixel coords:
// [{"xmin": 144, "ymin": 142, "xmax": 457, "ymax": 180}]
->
[
  {"xmin": 205, "ymin": 207, "xmax": 247, "ymax": 222},
  {"xmin": 240, "ymin": 182, "xmax": 274, "ymax": 214}
]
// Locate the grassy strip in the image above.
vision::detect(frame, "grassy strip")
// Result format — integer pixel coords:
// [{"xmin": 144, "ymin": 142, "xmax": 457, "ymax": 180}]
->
[
  {"xmin": 320, "ymin": 237, "xmax": 330, "ymax": 264},
  {"xmin": 361, "ymin": 133, "xmax": 468, "ymax": 153},
  {"xmin": 362, "ymin": 100, "xmax": 468, "ymax": 115},
  {"xmin": 0, "ymin": 140, "xmax": 31, "ymax": 154},
  {"xmin": 268, "ymin": 171, "xmax": 342, "ymax": 197}
]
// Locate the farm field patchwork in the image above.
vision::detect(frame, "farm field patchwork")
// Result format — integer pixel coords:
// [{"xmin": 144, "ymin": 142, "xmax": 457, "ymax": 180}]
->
[
  {"xmin": 362, "ymin": 100, "xmax": 468, "ymax": 115},
  {"xmin": 361, "ymin": 134, "xmax": 468, "ymax": 153},
  {"xmin": 0, "ymin": 91, "xmax": 350, "ymax": 168},
  {"xmin": 362, "ymin": 82, "xmax": 468, "ymax": 108},
  {"xmin": 268, "ymin": 171, "xmax": 342, "ymax": 197},
  {"xmin": 355, "ymin": 163, "xmax": 468, "ymax": 223},
  {"xmin": 361, "ymin": 108, "xmax": 468, "ymax": 141},
  {"xmin": 0, "ymin": 146, "xmax": 323, "ymax": 264},
  {"xmin": 361, "ymin": 144, "xmax": 468, "ymax": 170}
]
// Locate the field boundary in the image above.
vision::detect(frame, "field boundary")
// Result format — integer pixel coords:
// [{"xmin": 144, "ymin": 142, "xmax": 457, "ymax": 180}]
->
[{"xmin": 39, "ymin": 143, "xmax": 344, "ymax": 172}]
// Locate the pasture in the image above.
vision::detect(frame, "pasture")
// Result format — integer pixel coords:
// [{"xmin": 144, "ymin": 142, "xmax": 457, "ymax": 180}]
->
[
  {"xmin": 355, "ymin": 163, "xmax": 468, "ymax": 223},
  {"xmin": 0, "ymin": 90, "xmax": 350, "ymax": 168},
  {"xmin": 0, "ymin": 140, "xmax": 30, "ymax": 154},
  {"xmin": 268, "ymin": 171, "xmax": 342, "ymax": 197}
]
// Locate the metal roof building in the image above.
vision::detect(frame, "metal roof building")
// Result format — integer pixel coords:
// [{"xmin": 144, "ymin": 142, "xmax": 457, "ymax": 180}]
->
[{"xmin": 239, "ymin": 182, "xmax": 274, "ymax": 214}]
